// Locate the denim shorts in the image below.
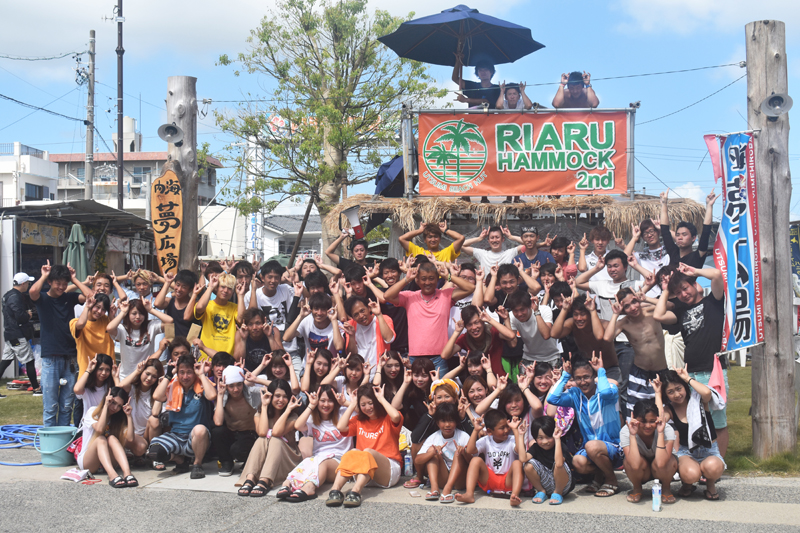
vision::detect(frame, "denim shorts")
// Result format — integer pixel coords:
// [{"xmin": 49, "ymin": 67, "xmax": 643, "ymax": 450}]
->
[
  {"xmin": 575, "ymin": 440, "xmax": 624, "ymax": 469},
  {"xmin": 675, "ymin": 441, "xmax": 727, "ymax": 470}
]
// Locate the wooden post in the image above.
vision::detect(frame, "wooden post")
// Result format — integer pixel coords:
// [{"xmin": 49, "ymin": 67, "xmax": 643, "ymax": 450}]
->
[
  {"xmin": 745, "ymin": 20, "xmax": 797, "ymax": 458},
  {"xmin": 166, "ymin": 76, "xmax": 199, "ymax": 271}
]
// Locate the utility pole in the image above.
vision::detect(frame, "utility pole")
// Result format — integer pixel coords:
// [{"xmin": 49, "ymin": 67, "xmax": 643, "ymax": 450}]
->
[
  {"xmin": 84, "ymin": 30, "xmax": 95, "ymax": 200},
  {"xmin": 116, "ymin": 0, "xmax": 124, "ymax": 210},
  {"xmin": 745, "ymin": 20, "xmax": 797, "ymax": 458},
  {"xmin": 165, "ymin": 76, "xmax": 199, "ymax": 271}
]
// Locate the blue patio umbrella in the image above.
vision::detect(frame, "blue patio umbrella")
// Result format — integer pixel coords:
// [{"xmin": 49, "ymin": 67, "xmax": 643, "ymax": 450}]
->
[{"xmin": 377, "ymin": 4, "xmax": 544, "ymax": 67}]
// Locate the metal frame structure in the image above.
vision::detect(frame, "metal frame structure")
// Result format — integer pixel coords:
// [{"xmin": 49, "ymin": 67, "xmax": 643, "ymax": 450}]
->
[{"xmin": 400, "ymin": 106, "xmax": 638, "ymax": 200}]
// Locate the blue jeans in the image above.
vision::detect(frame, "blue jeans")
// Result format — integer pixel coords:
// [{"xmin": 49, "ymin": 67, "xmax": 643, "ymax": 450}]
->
[
  {"xmin": 410, "ymin": 355, "xmax": 449, "ymax": 379},
  {"xmin": 41, "ymin": 357, "xmax": 77, "ymax": 427}
]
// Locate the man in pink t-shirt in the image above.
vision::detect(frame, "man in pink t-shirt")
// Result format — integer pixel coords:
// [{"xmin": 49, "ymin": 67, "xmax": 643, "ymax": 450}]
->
[{"xmin": 384, "ymin": 261, "xmax": 475, "ymax": 376}]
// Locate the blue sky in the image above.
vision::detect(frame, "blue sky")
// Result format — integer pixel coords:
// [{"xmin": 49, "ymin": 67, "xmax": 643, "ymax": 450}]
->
[{"xmin": 1, "ymin": 0, "xmax": 798, "ymax": 220}]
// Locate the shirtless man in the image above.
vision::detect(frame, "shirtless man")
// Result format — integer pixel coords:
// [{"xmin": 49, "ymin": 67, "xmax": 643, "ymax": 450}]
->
[
  {"xmin": 550, "ymin": 294, "xmax": 620, "ymax": 382},
  {"xmin": 602, "ymin": 288, "xmax": 668, "ymax": 416}
]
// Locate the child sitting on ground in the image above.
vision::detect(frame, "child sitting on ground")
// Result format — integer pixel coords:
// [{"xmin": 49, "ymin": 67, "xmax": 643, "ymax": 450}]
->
[
  {"xmin": 521, "ymin": 415, "xmax": 573, "ymax": 505},
  {"xmin": 455, "ymin": 408, "xmax": 524, "ymax": 507},
  {"xmin": 415, "ymin": 402, "xmax": 471, "ymax": 503}
]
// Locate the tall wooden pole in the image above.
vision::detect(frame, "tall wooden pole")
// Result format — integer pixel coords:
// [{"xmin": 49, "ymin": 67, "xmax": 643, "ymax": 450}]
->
[
  {"xmin": 84, "ymin": 30, "xmax": 95, "ymax": 200},
  {"xmin": 166, "ymin": 76, "xmax": 199, "ymax": 271},
  {"xmin": 745, "ymin": 20, "xmax": 797, "ymax": 458}
]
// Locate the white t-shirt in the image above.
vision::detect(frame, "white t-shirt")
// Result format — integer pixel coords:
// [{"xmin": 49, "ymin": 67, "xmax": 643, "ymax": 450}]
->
[
  {"xmin": 449, "ymin": 294, "xmax": 473, "ymax": 339},
  {"xmin": 475, "ymin": 433, "xmax": 518, "ymax": 475},
  {"xmin": 420, "ymin": 429, "xmax": 470, "ymax": 470},
  {"xmin": 354, "ymin": 316, "xmax": 394, "ymax": 378},
  {"xmin": 245, "ymin": 285, "xmax": 297, "ymax": 353},
  {"xmin": 509, "ymin": 306, "xmax": 560, "ymax": 362},
  {"xmin": 114, "ymin": 322, "xmax": 161, "ymax": 379},
  {"xmin": 296, "ymin": 315, "xmax": 336, "ymax": 354},
  {"xmin": 304, "ymin": 418, "xmax": 352, "ymax": 458},
  {"xmin": 77, "ymin": 385, "xmax": 108, "ymax": 413},
  {"xmin": 587, "ymin": 278, "xmax": 644, "ymax": 342},
  {"xmin": 130, "ymin": 385, "xmax": 153, "ymax": 436},
  {"xmin": 619, "ymin": 424, "xmax": 676, "ymax": 460},
  {"xmin": 470, "ymin": 247, "xmax": 522, "ymax": 273},
  {"xmin": 585, "ymin": 251, "xmax": 613, "ymax": 282}
]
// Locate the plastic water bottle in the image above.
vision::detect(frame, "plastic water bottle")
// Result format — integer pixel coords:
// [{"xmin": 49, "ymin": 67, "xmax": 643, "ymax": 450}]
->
[
  {"xmin": 652, "ymin": 480, "xmax": 662, "ymax": 512},
  {"xmin": 403, "ymin": 454, "xmax": 413, "ymax": 477},
  {"xmin": 59, "ymin": 378, "xmax": 68, "ymax": 386}
]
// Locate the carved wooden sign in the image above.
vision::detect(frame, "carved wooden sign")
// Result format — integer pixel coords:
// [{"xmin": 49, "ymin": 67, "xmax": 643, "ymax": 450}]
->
[{"xmin": 151, "ymin": 169, "xmax": 183, "ymax": 274}]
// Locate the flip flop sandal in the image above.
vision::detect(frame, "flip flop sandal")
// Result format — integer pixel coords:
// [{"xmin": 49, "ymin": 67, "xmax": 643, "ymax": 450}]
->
[
  {"xmin": 531, "ymin": 491, "xmax": 547, "ymax": 504},
  {"xmin": 704, "ymin": 489, "xmax": 720, "ymax": 501},
  {"xmin": 549, "ymin": 493, "xmax": 564, "ymax": 505},
  {"xmin": 626, "ymin": 492, "xmax": 642, "ymax": 503},
  {"xmin": 152, "ymin": 461, "xmax": 166, "ymax": 471},
  {"xmin": 250, "ymin": 480, "xmax": 272, "ymax": 497},
  {"xmin": 108, "ymin": 476, "xmax": 126, "ymax": 488},
  {"xmin": 343, "ymin": 490, "xmax": 362, "ymax": 508},
  {"xmin": 403, "ymin": 478, "xmax": 424, "ymax": 489},
  {"xmin": 662, "ymin": 494, "xmax": 677, "ymax": 504},
  {"xmin": 582, "ymin": 480, "xmax": 602, "ymax": 493},
  {"xmin": 594, "ymin": 484, "xmax": 620, "ymax": 497},
  {"xmin": 124, "ymin": 475, "xmax": 139, "ymax": 488},
  {"xmin": 326, "ymin": 490, "xmax": 345, "ymax": 507},
  {"xmin": 677, "ymin": 484, "xmax": 695, "ymax": 497},
  {"xmin": 275, "ymin": 486, "xmax": 292, "ymax": 500},
  {"xmin": 238, "ymin": 480, "xmax": 256, "ymax": 497},
  {"xmin": 287, "ymin": 490, "xmax": 317, "ymax": 503},
  {"xmin": 425, "ymin": 490, "xmax": 440, "ymax": 501},
  {"xmin": 439, "ymin": 494, "xmax": 455, "ymax": 504}
]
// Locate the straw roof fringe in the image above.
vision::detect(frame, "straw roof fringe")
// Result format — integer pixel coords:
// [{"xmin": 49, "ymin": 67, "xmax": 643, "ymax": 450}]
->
[{"xmin": 325, "ymin": 194, "xmax": 704, "ymax": 240}]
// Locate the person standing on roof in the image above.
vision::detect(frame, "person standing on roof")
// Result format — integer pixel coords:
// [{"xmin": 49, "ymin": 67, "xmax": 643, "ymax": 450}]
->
[{"xmin": 552, "ymin": 71, "xmax": 599, "ymax": 108}]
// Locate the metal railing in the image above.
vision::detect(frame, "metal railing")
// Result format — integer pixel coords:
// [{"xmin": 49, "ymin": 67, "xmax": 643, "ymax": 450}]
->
[{"xmin": 0, "ymin": 143, "xmax": 45, "ymax": 158}]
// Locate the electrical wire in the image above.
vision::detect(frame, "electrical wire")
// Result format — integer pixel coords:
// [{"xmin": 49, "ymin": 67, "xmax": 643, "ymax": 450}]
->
[
  {"xmin": 0, "ymin": 424, "xmax": 43, "ymax": 466},
  {"xmin": 634, "ymin": 156, "xmax": 683, "ymax": 198},
  {"xmin": 0, "ymin": 88, "xmax": 79, "ymax": 132},
  {"xmin": 0, "ymin": 51, "xmax": 86, "ymax": 61},
  {"xmin": 638, "ymin": 74, "xmax": 747, "ymax": 125},
  {"xmin": 0, "ymin": 92, "xmax": 85, "ymax": 124}
]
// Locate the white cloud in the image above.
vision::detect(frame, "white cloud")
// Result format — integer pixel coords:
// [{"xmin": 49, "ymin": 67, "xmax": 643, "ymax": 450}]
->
[
  {"xmin": 671, "ymin": 181, "xmax": 707, "ymax": 204},
  {"xmin": 614, "ymin": 0, "xmax": 800, "ymax": 35}
]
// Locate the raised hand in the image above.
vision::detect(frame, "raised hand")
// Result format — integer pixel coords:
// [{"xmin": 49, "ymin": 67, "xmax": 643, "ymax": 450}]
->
[
  {"xmin": 496, "ymin": 374, "xmax": 508, "ymax": 392},
  {"xmin": 650, "ymin": 374, "xmax": 662, "ymax": 395},
  {"xmin": 567, "ymin": 241, "xmax": 576, "ymax": 255},
  {"xmin": 677, "ymin": 263, "xmax": 697, "ymax": 278},
  {"xmin": 293, "ymin": 281, "xmax": 304, "ymax": 298},
  {"xmin": 507, "ymin": 416, "xmax": 521, "ymax": 432},
  {"xmin": 300, "ymin": 300, "xmax": 311, "ymax": 317},
  {"xmin": 458, "ymin": 393, "xmax": 469, "ymax": 418},
  {"xmin": 613, "ymin": 233, "xmax": 625, "ymax": 248},
  {"xmin": 656, "ymin": 415, "xmax": 666, "ymax": 433},
  {"xmin": 373, "ymin": 384, "xmax": 386, "ymax": 401},
  {"xmin": 367, "ymin": 299, "xmax": 382, "ymax": 316},
  {"xmin": 260, "ymin": 388, "xmax": 272, "ymax": 406},
  {"xmin": 631, "ymin": 223, "xmax": 641, "ymax": 241},
  {"xmin": 562, "ymin": 358, "xmax": 573, "ymax": 376},
  {"xmin": 595, "ymin": 254, "xmax": 605, "ymax": 270},
  {"xmin": 340, "ymin": 321, "xmax": 355, "ymax": 337},
  {"xmin": 517, "ymin": 371, "xmax": 531, "ymax": 390},
  {"xmin": 583, "ymin": 71, "xmax": 591, "ymax": 85},
  {"xmin": 479, "ymin": 227, "xmax": 489, "ymax": 240},
  {"xmin": 403, "ymin": 368, "xmax": 413, "ymax": 384},
  {"xmin": 560, "ymin": 295, "xmax": 573, "ymax": 311},
  {"xmin": 496, "ymin": 306, "xmax": 509, "ymax": 321},
  {"xmin": 424, "ymin": 400, "xmax": 436, "ymax": 417},
  {"xmin": 627, "ymin": 418, "xmax": 640, "ymax": 436},
  {"xmin": 611, "ymin": 297, "xmax": 623, "ymax": 315},
  {"xmin": 123, "ymin": 396, "xmax": 133, "ymax": 416},
  {"xmin": 675, "ymin": 366, "xmax": 690, "ymax": 383},
  {"xmin": 706, "ymin": 188, "xmax": 720, "ymax": 207},
  {"xmin": 530, "ymin": 261, "xmax": 540, "ymax": 280},
  {"xmin": 41, "ymin": 259, "xmax": 52, "ymax": 279},
  {"xmin": 429, "ymin": 368, "xmax": 440, "ymax": 382},
  {"xmin": 87, "ymin": 355, "xmax": 98, "ymax": 373},
  {"xmin": 579, "ymin": 233, "xmax": 589, "ymax": 251},
  {"xmin": 287, "ymin": 395, "xmax": 301, "ymax": 411},
  {"xmin": 543, "ymin": 233, "xmax": 556, "ymax": 248},
  {"xmin": 660, "ymin": 189, "xmax": 670, "ymax": 205},
  {"xmin": 553, "ymin": 424, "xmax": 563, "ymax": 440},
  {"xmin": 216, "ymin": 376, "xmax": 226, "ymax": 395},
  {"xmin": 480, "ymin": 355, "xmax": 492, "ymax": 372},
  {"xmin": 589, "ymin": 351, "xmax": 603, "ymax": 372},
  {"xmin": 66, "ymin": 262, "xmax": 76, "ymax": 279}
]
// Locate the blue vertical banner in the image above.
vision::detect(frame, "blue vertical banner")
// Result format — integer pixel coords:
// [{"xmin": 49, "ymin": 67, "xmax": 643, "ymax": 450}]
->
[
  {"xmin": 712, "ymin": 133, "xmax": 764, "ymax": 352},
  {"xmin": 790, "ymin": 224, "xmax": 800, "ymax": 297}
]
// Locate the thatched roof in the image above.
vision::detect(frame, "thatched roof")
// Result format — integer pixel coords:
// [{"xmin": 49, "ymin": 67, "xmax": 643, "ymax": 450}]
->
[{"xmin": 325, "ymin": 194, "xmax": 705, "ymax": 240}]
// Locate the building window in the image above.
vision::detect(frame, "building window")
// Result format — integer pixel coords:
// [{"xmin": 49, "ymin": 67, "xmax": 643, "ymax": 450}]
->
[
  {"xmin": 76, "ymin": 167, "xmax": 85, "ymax": 179},
  {"xmin": 24, "ymin": 183, "xmax": 44, "ymax": 201},
  {"xmin": 278, "ymin": 237, "xmax": 320, "ymax": 255},
  {"xmin": 133, "ymin": 166, "xmax": 151, "ymax": 185}
]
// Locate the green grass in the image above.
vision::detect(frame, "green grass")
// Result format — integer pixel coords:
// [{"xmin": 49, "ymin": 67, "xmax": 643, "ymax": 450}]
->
[
  {"xmin": 723, "ymin": 364, "xmax": 800, "ymax": 475},
  {"xmin": 3, "ymin": 367, "xmax": 800, "ymax": 474}
]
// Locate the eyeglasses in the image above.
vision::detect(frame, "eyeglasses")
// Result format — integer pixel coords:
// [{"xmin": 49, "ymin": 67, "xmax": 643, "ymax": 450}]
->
[
  {"xmin": 643, "ymin": 230, "xmax": 658, "ymax": 237},
  {"xmin": 573, "ymin": 375, "xmax": 593, "ymax": 383}
]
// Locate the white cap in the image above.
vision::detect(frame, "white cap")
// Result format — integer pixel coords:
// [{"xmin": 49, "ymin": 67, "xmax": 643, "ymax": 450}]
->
[
  {"xmin": 13, "ymin": 273, "xmax": 34, "ymax": 285},
  {"xmin": 222, "ymin": 365, "xmax": 244, "ymax": 385}
]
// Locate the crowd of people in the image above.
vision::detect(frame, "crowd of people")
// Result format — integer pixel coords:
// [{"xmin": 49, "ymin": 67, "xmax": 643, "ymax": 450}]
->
[{"xmin": 1, "ymin": 188, "xmax": 729, "ymax": 505}]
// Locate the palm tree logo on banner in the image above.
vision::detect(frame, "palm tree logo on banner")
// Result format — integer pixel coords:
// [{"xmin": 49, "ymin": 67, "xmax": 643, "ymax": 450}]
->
[{"xmin": 422, "ymin": 119, "xmax": 488, "ymax": 188}]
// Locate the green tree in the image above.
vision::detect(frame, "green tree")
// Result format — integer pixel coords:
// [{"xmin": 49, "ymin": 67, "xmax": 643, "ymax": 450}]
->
[{"xmin": 216, "ymin": 0, "xmax": 446, "ymax": 251}]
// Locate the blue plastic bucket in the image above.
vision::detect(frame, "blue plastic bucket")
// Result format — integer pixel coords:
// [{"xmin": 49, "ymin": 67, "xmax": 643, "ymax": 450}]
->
[{"xmin": 34, "ymin": 426, "xmax": 77, "ymax": 467}]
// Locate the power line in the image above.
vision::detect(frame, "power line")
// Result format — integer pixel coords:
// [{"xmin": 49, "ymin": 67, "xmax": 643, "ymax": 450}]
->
[
  {"xmin": 95, "ymin": 80, "xmax": 165, "ymax": 110},
  {"xmin": 634, "ymin": 156, "xmax": 683, "ymax": 198},
  {"xmin": 638, "ymin": 74, "xmax": 747, "ymax": 125},
  {"xmin": 0, "ymin": 88, "xmax": 79, "ymax": 132},
  {"xmin": 0, "ymin": 50, "xmax": 86, "ymax": 61},
  {"xmin": 0, "ymin": 92, "xmax": 86, "ymax": 124}
]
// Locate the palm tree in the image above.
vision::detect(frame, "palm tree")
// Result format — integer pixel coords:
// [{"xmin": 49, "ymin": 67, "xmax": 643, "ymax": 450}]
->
[
  {"xmin": 436, "ymin": 119, "xmax": 483, "ymax": 182},
  {"xmin": 427, "ymin": 145, "xmax": 455, "ymax": 176}
]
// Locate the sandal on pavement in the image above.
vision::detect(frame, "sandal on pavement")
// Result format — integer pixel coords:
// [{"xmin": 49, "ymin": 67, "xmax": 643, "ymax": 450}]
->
[
  {"xmin": 594, "ymin": 484, "xmax": 619, "ymax": 497},
  {"xmin": 275, "ymin": 486, "xmax": 292, "ymax": 500},
  {"xmin": 238, "ymin": 480, "xmax": 255, "ymax": 497},
  {"xmin": 108, "ymin": 476, "xmax": 126, "ymax": 488},
  {"xmin": 549, "ymin": 493, "xmax": 564, "ymax": 505},
  {"xmin": 531, "ymin": 491, "xmax": 547, "ymax": 504},
  {"xmin": 343, "ymin": 490, "xmax": 362, "ymax": 508},
  {"xmin": 677, "ymin": 484, "xmax": 695, "ymax": 497},
  {"xmin": 626, "ymin": 492, "xmax": 642, "ymax": 503},
  {"xmin": 250, "ymin": 479, "xmax": 272, "ymax": 497},
  {"xmin": 440, "ymin": 494, "xmax": 455, "ymax": 504},
  {"xmin": 287, "ymin": 490, "xmax": 316, "ymax": 503},
  {"xmin": 662, "ymin": 494, "xmax": 677, "ymax": 504},
  {"xmin": 704, "ymin": 489, "xmax": 720, "ymax": 501},
  {"xmin": 425, "ymin": 490, "xmax": 440, "ymax": 501},
  {"xmin": 582, "ymin": 480, "xmax": 602, "ymax": 493},
  {"xmin": 124, "ymin": 475, "xmax": 139, "ymax": 488},
  {"xmin": 326, "ymin": 489, "xmax": 344, "ymax": 507},
  {"xmin": 152, "ymin": 461, "xmax": 166, "ymax": 471},
  {"xmin": 404, "ymin": 477, "xmax": 424, "ymax": 489}
]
